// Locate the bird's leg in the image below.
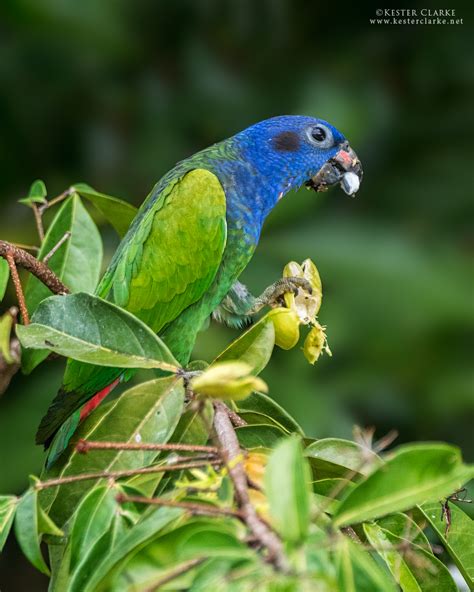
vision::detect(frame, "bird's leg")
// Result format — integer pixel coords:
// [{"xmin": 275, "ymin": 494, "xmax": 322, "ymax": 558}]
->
[
  {"xmin": 245, "ymin": 277, "xmax": 312, "ymax": 315},
  {"xmin": 213, "ymin": 278, "xmax": 312, "ymax": 328}
]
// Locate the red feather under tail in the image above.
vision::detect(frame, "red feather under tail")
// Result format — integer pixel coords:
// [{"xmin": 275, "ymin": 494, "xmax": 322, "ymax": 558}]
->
[{"xmin": 79, "ymin": 377, "xmax": 121, "ymax": 421}]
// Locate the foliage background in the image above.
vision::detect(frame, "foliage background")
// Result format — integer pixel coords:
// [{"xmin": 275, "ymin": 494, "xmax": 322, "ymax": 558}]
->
[{"xmin": 0, "ymin": 1, "xmax": 472, "ymax": 589}]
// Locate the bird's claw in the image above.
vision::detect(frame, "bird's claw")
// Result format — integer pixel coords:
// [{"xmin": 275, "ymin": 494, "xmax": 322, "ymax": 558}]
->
[{"xmin": 247, "ymin": 276, "xmax": 312, "ymax": 314}]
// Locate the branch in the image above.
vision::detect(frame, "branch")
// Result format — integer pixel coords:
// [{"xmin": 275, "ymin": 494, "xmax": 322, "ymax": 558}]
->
[
  {"xmin": 31, "ymin": 203, "xmax": 45, "ymax": 242},
  {"xmin": 42, "ymin": 231, "xmax": 71, "ymax": 264},
  {"xmin": 213, "ymin": 402, "xmax": 287, "ymax": 571},
  {"xmin": 35, "ymin": 459, "xmax": 222, "ymax": 490},
  {"xmin": 32, "ymin": 187, "xmax": 73, "ymax": 242},
  {"xmin": 0, "ymin": 240, "xmax": 69, "ymax": 296},
  {"xmin": 116, "ymin": 493, "xmax": 244, "ymax": 519},
  {"xmin": 76, "ymin": 439, "xmax": 219, "ymax": 455},
  {"xmin": 5, "ymin": 250, "xmax": 29, "ymax": 324},
  {"xmin": 227, "ymin": 407, "xmax": 248, "ymax": 427},
  {"xmin": 142, "ymin": 557, "xmax": 206, "ymax": 592}
]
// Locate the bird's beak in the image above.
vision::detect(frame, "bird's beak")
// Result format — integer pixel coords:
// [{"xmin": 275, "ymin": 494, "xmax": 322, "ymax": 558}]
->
[{"xmin": 307, "ymin": 142, "xmax": 363, "ymax": 197}]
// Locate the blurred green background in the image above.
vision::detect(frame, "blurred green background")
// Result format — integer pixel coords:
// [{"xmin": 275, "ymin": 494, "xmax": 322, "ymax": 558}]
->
[{"xmin": 0, "ymin": 1, "xmax": 473, "ymax": 589}]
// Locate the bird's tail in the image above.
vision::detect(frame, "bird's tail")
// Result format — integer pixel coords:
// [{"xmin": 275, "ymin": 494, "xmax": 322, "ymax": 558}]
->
[{"xmin": 44, "ymin": 377, "xmax": 121, "ymax": 469}]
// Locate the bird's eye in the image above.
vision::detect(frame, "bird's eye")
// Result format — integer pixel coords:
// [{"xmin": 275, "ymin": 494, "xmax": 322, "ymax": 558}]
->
[
  {"xmin": 311, "ymin": 126, "xmax": 327, "ymax": 142},
  {"xmin": 306, "ymin": 124, "xmax": 333, "ymax": 148}
]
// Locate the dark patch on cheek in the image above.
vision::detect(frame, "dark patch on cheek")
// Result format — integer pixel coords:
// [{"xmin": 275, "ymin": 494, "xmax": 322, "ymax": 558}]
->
[{"xmin": 272, "ymin": 131, "xmax": 301, "ymax": 152}]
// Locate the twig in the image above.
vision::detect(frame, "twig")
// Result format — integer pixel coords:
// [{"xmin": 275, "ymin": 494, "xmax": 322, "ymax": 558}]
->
[
  {"xmin": 31, "ymin": 203, "xmax": 45, "ymax": 242},
  {"xmin": 142, "ymin": 557, "xmax": 206, "ymax": 592},
  {"xmin": 5, "ymin": 250, "xmax": 30, "ymax": 324},
  {"xmin": 0, "ymin": 240, "xmax": 69, "ymax": 296},
  {"xmin": 373, "ymin": 429, "xmax": 399, "ymax": 454},
  {"xmin": 227, "ymin": 408, "xmax": 247, "ymax": 427},
  {"xmin": 313, "ymin": 428, "xmax": 399, "ymax": 524},
  {"xmin": 213, "ymin": 401, "xmax": 287, "ymax": 571},
  {"xmin": 441, "ymin": 488, "xmax": 472, "ymax": 537},
  {"xmin": 35, "ymin": 459, "xmax": 222, "ymax": 490},
  {"xmin": 42, "ymin": 231, "xmax": 71, "ymax": 263},
  {"xmin": 341, "ymin": 526, "xmax": 362, "ymax": 544},
  {"xmin": 116, "ymin": 493, "xmax": 244, "ymax": 519},
  {"xmin": 12, "ymin": 243, "xmax": 39, "ymax": 252},
  {"xmin": 30, "ymin": 187, "xmax": 73, "ymax": 243},
  {"xmin": 76, "ymin": 439, "xmax": 218, "ymax": 455},
  {"xmin": 38, "ymin": 188, "xmax": 72, "ymax": 214}
]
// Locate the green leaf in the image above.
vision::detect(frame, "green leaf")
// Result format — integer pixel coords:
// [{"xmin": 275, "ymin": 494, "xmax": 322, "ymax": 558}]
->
[
  {"xmin": 364, "ymin": 520, "xmax": 457, "ymax": 591},
  {"xmin": 214, "ymin": 315, "xmax": 275, "ymax": 375},
  {"xmin": 48, "ymin": 538, "xmax": 71, "ymax": 592},
  {"xmin": 237, "ymin": 410, "xmax": 292, "ymax": 434},
  {"xmin": 236, "ymin": 391, "xmax": 304, "ymax": 435},
  {"xmin": 22, "ymin": 194, "xmax": 103, "ymax": 373},
  {"xmin": 312, "ymin": 477, "xmax": 356, "ymax": 500},
  {"xmin": 72, "ymin": 182, "xmax": 138, "ymax": 238},
  {"xmin": 40, "ymin": 376, "xmax": 185, "ymax": 525},
  {"xmin": 69, "ymin": 510, "xmax": 124, "ymax": 592},
  {"xmin": 421, "ymin": 501, "xmax": 474, "ymax": 588},
  {"xmin": 264, "ymin": 435, "xmax": 311, "ymax": 543},
  {"xmin": 335, "ymin": 536, "xmax": 398, "ymax": 592},
  {"xmin": 153, "ymin": 401, "xmax": 214, "ymax": 497},
  {"xmin": 37, "ymin": 505, "xmax": 63, "ymax": 537},
  {"xmin": 109, "ymin": 518, "xmax": 248, "ymax": 591},
  {"xmin": 17, "ymin": 292, "xmax": 179, "ymax": 372},
  {"xmin": 0, "ymin": 495, "xmax": 17, "ymax": 552},
  {"xmin": 19, "ymin": 179, "xmax": 47, "ymax": 205},
  {"xmin": 376, "ymin": 512, "xmax": 431, "ymax": 551},
  {"xmin": 14, "ymin": 486, "xmax": 50, "ymax": 575},
  {"xmin": 333, "ymin": 443, "xmax": 473, "ymax": 527},
  {"xmin": 364, "ymin": 523, "xmax": 420, "ymax": 592},
  {"xmin": 81, "ymin": 506, "xmax": 183, "ymax": 592},
  {"xmin": 235, "ymin": 423, "xmax": 287, "ymax": 449},
  {"xmin": 0, "ymin": 258, "xmax": 9, "ymax": 301},
  {"xmin": 305, "ymin": 438, "xmax": 380, "ymax": 478},
  {"xmin": 69, "ymin": 484, "xmax": 118, "ymax": 569}
]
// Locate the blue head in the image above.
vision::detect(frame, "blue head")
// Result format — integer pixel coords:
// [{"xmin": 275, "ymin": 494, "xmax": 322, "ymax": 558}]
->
[{"xmin": 226, "ymin": 115, "xmax": 362, "ymax": 230}]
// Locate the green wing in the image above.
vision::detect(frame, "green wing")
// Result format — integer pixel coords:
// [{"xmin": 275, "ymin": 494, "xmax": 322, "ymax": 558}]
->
[
  {"xmin": 107, "ymin": 168, "xmax": 227, "ymax": 330},
  {"xmin": 36, "ymin": 169, "xmax": 227, "ymax": 445}
]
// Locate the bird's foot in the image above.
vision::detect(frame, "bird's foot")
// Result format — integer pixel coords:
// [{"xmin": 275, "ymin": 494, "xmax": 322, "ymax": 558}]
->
[{"xmin": 246, "ymin": 276, "xmax": 312, "ymax": 315}]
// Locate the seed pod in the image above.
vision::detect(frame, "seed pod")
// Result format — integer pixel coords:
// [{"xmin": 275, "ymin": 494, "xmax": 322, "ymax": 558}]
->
[{"xmin": 268, "ymin": 307, "xmax": 300, "ymax": 349}]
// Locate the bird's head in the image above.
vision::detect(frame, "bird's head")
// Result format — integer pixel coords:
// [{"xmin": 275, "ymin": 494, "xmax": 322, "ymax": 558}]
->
[{"xmin": 238, "ymin": 115, "xmax": 363, "ymax": 200}]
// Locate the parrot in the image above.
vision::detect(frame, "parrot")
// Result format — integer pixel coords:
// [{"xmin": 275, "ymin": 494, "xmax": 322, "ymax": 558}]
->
[{"xmin": 35, "ymin": 115, "xmax": 362, "ymax": 467}]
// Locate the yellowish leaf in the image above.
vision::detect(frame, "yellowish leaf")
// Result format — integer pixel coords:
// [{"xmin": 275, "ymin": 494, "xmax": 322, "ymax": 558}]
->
[{"xmin": 190, "ymin": 361, "xmax": 268, "ymax": 401}]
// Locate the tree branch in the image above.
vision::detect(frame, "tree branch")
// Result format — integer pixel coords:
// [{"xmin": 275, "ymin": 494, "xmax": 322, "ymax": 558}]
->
[
  {"xmin": 35, "ymin": 459, "xmax": 222, "ymax": 490},
  {"xmin": 227, "ymin": 407, "xmax": 248, "ymax": 427},
  {"xmin": 5, "ymin": 250, "xmax": 30, "ymax": 324},
  {"xmin": 0, "ymin": 240, "xmax": 69, "ymax": 297},
  {"xmin": 31, "ymin": 203, "xmax": 45, "ymax": 242},
  {"xmin": 42, "ymin": 231, "xmax": 71, "ymax": 264},
  {"xmin": 76, "ymin": 439, "xmax": 219, "ymax": 455},
  {"xmin": 213, "ymin": 402, "xmax": 287, "ymax": 571},
  {"xmin": 116, "ymin": 493, "xmax": 244, "ymax": 519},
  {"xmin": 142, "ymin": 557, "xmax": 206, "ymax": 592},
  {"xmin": 32, "ymin": 187, "xmax": 73, "ymax": 242}
]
